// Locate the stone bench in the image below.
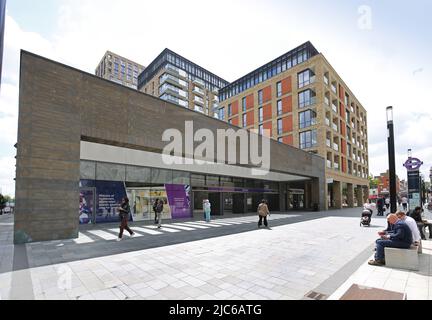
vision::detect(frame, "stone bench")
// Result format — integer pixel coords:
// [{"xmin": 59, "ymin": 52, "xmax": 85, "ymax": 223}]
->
[{"xmin": 384, "ymin": 245, "xmax": 419, "ymax": 271}]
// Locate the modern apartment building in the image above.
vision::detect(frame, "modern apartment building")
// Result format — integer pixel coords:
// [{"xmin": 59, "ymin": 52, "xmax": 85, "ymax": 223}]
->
[
  {"xmin": 137, "ymin": 49, "xmax": 229, "ymax": 117},
  {"xmin": 217, "ymin": 42, "xmax": 369, "ymax": 210},
  {"xmin": 95, "ymin": 51, "xmax": 145, "ymax": 89}
]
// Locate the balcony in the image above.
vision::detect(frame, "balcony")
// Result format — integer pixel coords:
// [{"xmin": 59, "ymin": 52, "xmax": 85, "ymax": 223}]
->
[
  {"xmin": 194, "ymin": 96, "xmax": 204, "ymax": 105},
  {"xmin": 165, "ymin": 64, "xmax": 188, "ymax": 78},
  {"xmin": 332, "ymin": 123, "xmax": 338, "ymax": 132},
  {"xmin": 332, "ymin": 103, "xmax": 338, "ymax": 113},
  {"xmin": 193, "ymin": 78, "xmax": 205, "ymax": 87},
  {"xmin": 160, "ymin": 73, "xmax": 188, "ymax": 89},
  {"xmin": 324, "ymin": 76, "xmax": 329, "ymax": 85},
  {"xmin": 333, "ymin": 143, "xmax": 339, "ymax": 152},
  {"xmin": 325, "ymin": 118, "xmax": 330, "ymax": 126},
  {"xmin": 161, "ymin": 94, "xmax": 188, "ymax": 108},
  {"xmin": 193, "ymin": 86, "xmax": 205, "ymax": 96},
  {"xmin": 334, "ymin": 163, "xmax": 340, "ymax": 170},
  {"xmin": 327, "ymin": 160, "xmax": 332, "ymax": 168},
  {"xmin": 326, "ymin": 139, "xmax": 331, "ymax": 147},
  {"xmin": 159, "ymin": 83, "xmax": 188, "ymax": 99},
  {"xmin": 325, "ymin": 96, "xmax": 330, "ymax": 106}
]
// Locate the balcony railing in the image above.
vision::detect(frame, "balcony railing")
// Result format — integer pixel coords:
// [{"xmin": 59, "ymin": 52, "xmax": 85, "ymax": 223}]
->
[
  {"xmin": 325, "ymin": 97, "xmax": 330, "ymax": 106},
  {"xmin": 325, "ymin": 118, "xmax": 330, "ymax": 126},
  {"xmin": 194, "ymin": 96, "xmax": 204, "ymax": 105},
  {"xmin": 332, "ymin": 104, "xmax": 338, "ymax": 113},
  {"xmin": 193, "ymin": 87, "xmax": 205, "ymax": 96},
  {"xmin": 327, "ymin": 160, "xmax": 332, "ymax": 168},
  {"xmin": 331, "ymin": 85, "xmax": 337, "ymax": 94},
  {"xmin": 333, "ymin": 143, "xmax": 339, "ymax": 152},
  {"xmin": 334, "ymin": 163, "xmax": 340, "ymax": 170},
  {"xmin": 332, "ymin": 123, "xmax": 338, "ymax": 132},
  {"xmin": 326, "ymin": 139, "xmax": 331, "ymax": 147},
  {"xmin": 324, "ymin": 76, "xmax": 329, "ymax": 85},
  {"xmin": 160, "ymin": 73, "xmax": 188, "ymax": 89}
]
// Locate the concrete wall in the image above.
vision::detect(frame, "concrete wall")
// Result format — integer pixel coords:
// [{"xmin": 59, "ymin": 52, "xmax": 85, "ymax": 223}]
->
[{"xmin": 15, "ymin": 51, "xmax": 326, "ymax": 244}]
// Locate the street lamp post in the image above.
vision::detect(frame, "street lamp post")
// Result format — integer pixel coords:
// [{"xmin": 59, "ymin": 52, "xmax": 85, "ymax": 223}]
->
[{"xmin": 387, "ymin": 106, "xmax": 397, "ymax": 213}]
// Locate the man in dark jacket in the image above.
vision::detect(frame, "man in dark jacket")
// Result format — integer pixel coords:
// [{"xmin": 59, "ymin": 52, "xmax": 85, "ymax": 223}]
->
[
  {"xmin": 369, "ymin": 214, "xmax": 413, "ymax": 266},
  {"xmin": 377, "ymin": 197, "xmax": 385, "ymax": 216},
  {"xmin": 410, "ymin": 206, "xmax": 432, "ymax": 240}
]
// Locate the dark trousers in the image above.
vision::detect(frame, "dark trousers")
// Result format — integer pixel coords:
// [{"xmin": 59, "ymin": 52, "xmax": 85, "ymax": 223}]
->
[
  {"xmin": 402, "ymin": 203, "xmax": 407, "ymax": 210},
  {"xmin": 119, "ymin": 218, "xmax": 133, "ymax": 238},
  {"xmin": 417, "ymin": 222, "xmax": 432, "ymax": 239},
  {"xmin": 375, "ymin": 239, "xmax": 411, "ymax": 261},
  {"xmin": 258, "ymin": 215, "xmax": 268, "ymax": 227}
]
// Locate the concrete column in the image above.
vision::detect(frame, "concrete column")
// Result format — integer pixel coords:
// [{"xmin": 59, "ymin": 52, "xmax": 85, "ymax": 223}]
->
[
  {"xmin": 311, "ymin": 178, "xmax": 324, "ymax": 211},
  {"xmin": 333, "ymin": 180, "xmax": 343, "ymax": 209},
  {"xmin": 279, "ymin": 183, "xmax": 287, "ymax": 212},
  {"xmin": 347, "ymin": 183, "xmax": 354, "ymax": 208},
  {"xmin": 356, "ymin": 186, "xmax": 363, "ymax": 207},
  {"xmin": 363, "ymin": 186, "xmax": 369, "ymax": 205}
]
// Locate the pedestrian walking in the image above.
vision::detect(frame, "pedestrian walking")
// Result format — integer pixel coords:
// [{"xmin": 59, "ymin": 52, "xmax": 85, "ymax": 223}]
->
[
  {"xmin": 257, "ymin": 199, "xmax": 270, "ymax": 228},
  {"xmin": 117, "ymin": 197, "xmax": 135, "ymax": 241},
  {"xmin": 204, "ymin": 199, "xmax": 211, "ymax": 222},
  {"xmin": 156, "ymin": 199, "xmax": 164, "ymax": 229},
  {"xmin": 153, "ymin": 198, "xmax": 159, "ymax": 224}
]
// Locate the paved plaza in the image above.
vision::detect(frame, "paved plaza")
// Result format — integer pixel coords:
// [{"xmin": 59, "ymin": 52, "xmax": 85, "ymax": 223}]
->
[{"xmin": 0, "ymin": 208, "xmax": 431, "ymax": 300}]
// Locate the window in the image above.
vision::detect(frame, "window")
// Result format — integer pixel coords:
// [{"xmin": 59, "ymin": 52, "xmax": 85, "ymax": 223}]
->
[
  {"xmin": 298, "ymin": 89, "xmax": 316, "ymax": 108},
  {"xmin": 242, "ymin": 97, "xmax": 246, "ymax": 112},
  {"xmin": 277, "ymin": 119, "xmax": 283, "ymax": 135},
  {"xmin": 258, "ymin": 90, "xmax": 263, "ymax": 105},
  {"xmin": 228, "ymin": 104, "xmax": 232, "ymax": 117},
  {"xmin": 258, "ymin": 107, "xmax": 263, "ymax": 123},
  {"xmin": 276, "ymin": 82, "xmax": 282, "ymax": 97},
  {"xmin": 219, "ymin": 108, "xmax": 225, "ymax": 121},
  {"xmin": 277, "ymin": 100, "xmax": 283, "ymax": 116},
  {"xmin": 259, "ymin": 124, "xmax": 264, "ymax": 136},
  {"xmin": 243, "ymin": 114, "xmax": 247, "ymax": 127},
  {"xmin": 298, "ymin": 69, "xmax": 314, "ymax": 88},
  {"xmin": 299, "ymin": 130, "xmax": 317, "ymax": 150},
  {"xmin": 299, "ymin": 110, "xmax": 317, "ymax": 129}
]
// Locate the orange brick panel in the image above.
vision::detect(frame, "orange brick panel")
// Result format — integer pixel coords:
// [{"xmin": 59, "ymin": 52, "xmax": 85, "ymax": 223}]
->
[
  {"xmin": 263, "ymin": 103, "xmax": 272, "ymax": 121},
  {"xmin": 339, "ymin": 85, "xmax": 345, "ymax": 100},
  {"xmin": 283, "ymin": 135, "xmax": 293, "ymax": 146},
  {"xmin": 263, "ymin": 121, "xmax": 273, "ymax": 137},
  {"xmin": 282, "ymin": 96, "xmax": 292, "ymax": 114},
  {"xmin": 246, "ymin": 110, "xmax": 255, "ymax": 126},
  {"xmin": 232, "ymin": 101, "xmax": 239, "ymax": 116},
  {"xmin": 282, "ymin": 115, "xmax": 293, "ymax": 133},
  {"xmin": 231, "ymin": 116, "xmax": 239, "ymax": 127},
  {"xmin": 246, "ymin": 94, "xmax": 254, "ymax": 109},
  {"xmin": 263, "ymin": 86, "xmax": 272, "ymax": 103},
  {"xmin": 282, "ymin": 76, "xmax": 292, "ymax": 95}
]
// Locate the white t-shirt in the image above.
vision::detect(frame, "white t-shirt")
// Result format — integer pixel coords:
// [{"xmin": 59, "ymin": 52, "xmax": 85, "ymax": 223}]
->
[
  {"xmin": 403, "ymin": 216, "xmax": 421, "ymax": 242},
  {"xmin": 385, "ymin": 198, "xmax": 390, "ymax": 204}
]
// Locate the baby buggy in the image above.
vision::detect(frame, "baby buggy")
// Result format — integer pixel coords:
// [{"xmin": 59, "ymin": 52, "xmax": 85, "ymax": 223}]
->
[{"xmin": 360, "ymin": 205, "xmax": 373, "ymax": 227}]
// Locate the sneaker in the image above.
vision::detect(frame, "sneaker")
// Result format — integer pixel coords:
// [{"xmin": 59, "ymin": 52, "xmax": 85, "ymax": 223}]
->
[
  {"xmin": 130, "ymin": 233, "xmax": 135, "ymax": 237},
  {"xmin": 157, "ymin": 226, "xmax": 161, "ymax": 229},
  {"xmin": 117, "ymin": 238, "xmax": 122, "ymax": 242},
  {"xmin": 368, "ymin": 259, "xmax": 385, "ymax": 266}
]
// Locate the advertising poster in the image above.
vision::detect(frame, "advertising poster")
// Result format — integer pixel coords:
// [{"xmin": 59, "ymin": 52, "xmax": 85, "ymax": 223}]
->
[
  {"xmin": 128, "ymin": 187, "xmax": 173, "ymax": 222},
  {"xmin": 95, "ymin": 180, "xmax": 128, "ymax": 223},
  {"xmin": 79, "ymin": 189, "xmax": 94, "ymax": 225},
  {"xmin": 165, "ymin": 184, "xmax": 192, "ymax": 219}
]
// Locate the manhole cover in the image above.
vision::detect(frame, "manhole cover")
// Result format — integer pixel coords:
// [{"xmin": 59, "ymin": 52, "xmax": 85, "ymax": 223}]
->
[{"xmin": 305, "ymin": 291, "xmax": 327, "ymax": 300}]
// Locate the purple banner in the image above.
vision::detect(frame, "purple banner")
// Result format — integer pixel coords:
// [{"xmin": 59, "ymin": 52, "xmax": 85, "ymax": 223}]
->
[
  {"xmin": 165, "ymin": 184, "xmax": 192, "ymax": 219},
  {"xmin": 207, "ymin": 187, "xmax": 277, "ymax": 193}
]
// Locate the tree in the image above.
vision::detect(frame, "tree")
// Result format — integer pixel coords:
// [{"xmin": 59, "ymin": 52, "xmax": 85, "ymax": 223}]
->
[{"xmin": 368, "ymin": 175, "xmax": 379, "ymax": 189}]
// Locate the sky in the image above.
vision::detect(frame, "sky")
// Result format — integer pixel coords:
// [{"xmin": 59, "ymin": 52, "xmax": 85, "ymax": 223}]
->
[{"xmin": 1, "ymin": 0, "xmax": 432, "ymax": 196}]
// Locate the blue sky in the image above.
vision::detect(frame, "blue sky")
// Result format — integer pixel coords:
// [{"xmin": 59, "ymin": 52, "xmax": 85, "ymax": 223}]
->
[{"xmin": 1, "ymin": 0, "xmax": 431, "ymax": 196}]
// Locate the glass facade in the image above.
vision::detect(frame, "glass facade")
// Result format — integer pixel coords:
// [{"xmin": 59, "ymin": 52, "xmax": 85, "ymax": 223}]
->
[
  {"xmin": 219, "ymin": 42, "xmax": 319, "ymax": 101},
  {"xmin": 138, "ymin": 49, "xmax": 229, "ymax": 92}
]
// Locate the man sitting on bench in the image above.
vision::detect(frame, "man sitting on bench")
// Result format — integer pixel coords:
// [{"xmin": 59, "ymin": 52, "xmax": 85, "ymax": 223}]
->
[
  {"xmin": 369, "ymin": 214, "xmax": 413, "ymax": 266},
  {"xmin": 396, "ymin": 211, "xmax": 421, "ymax": 244}
]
